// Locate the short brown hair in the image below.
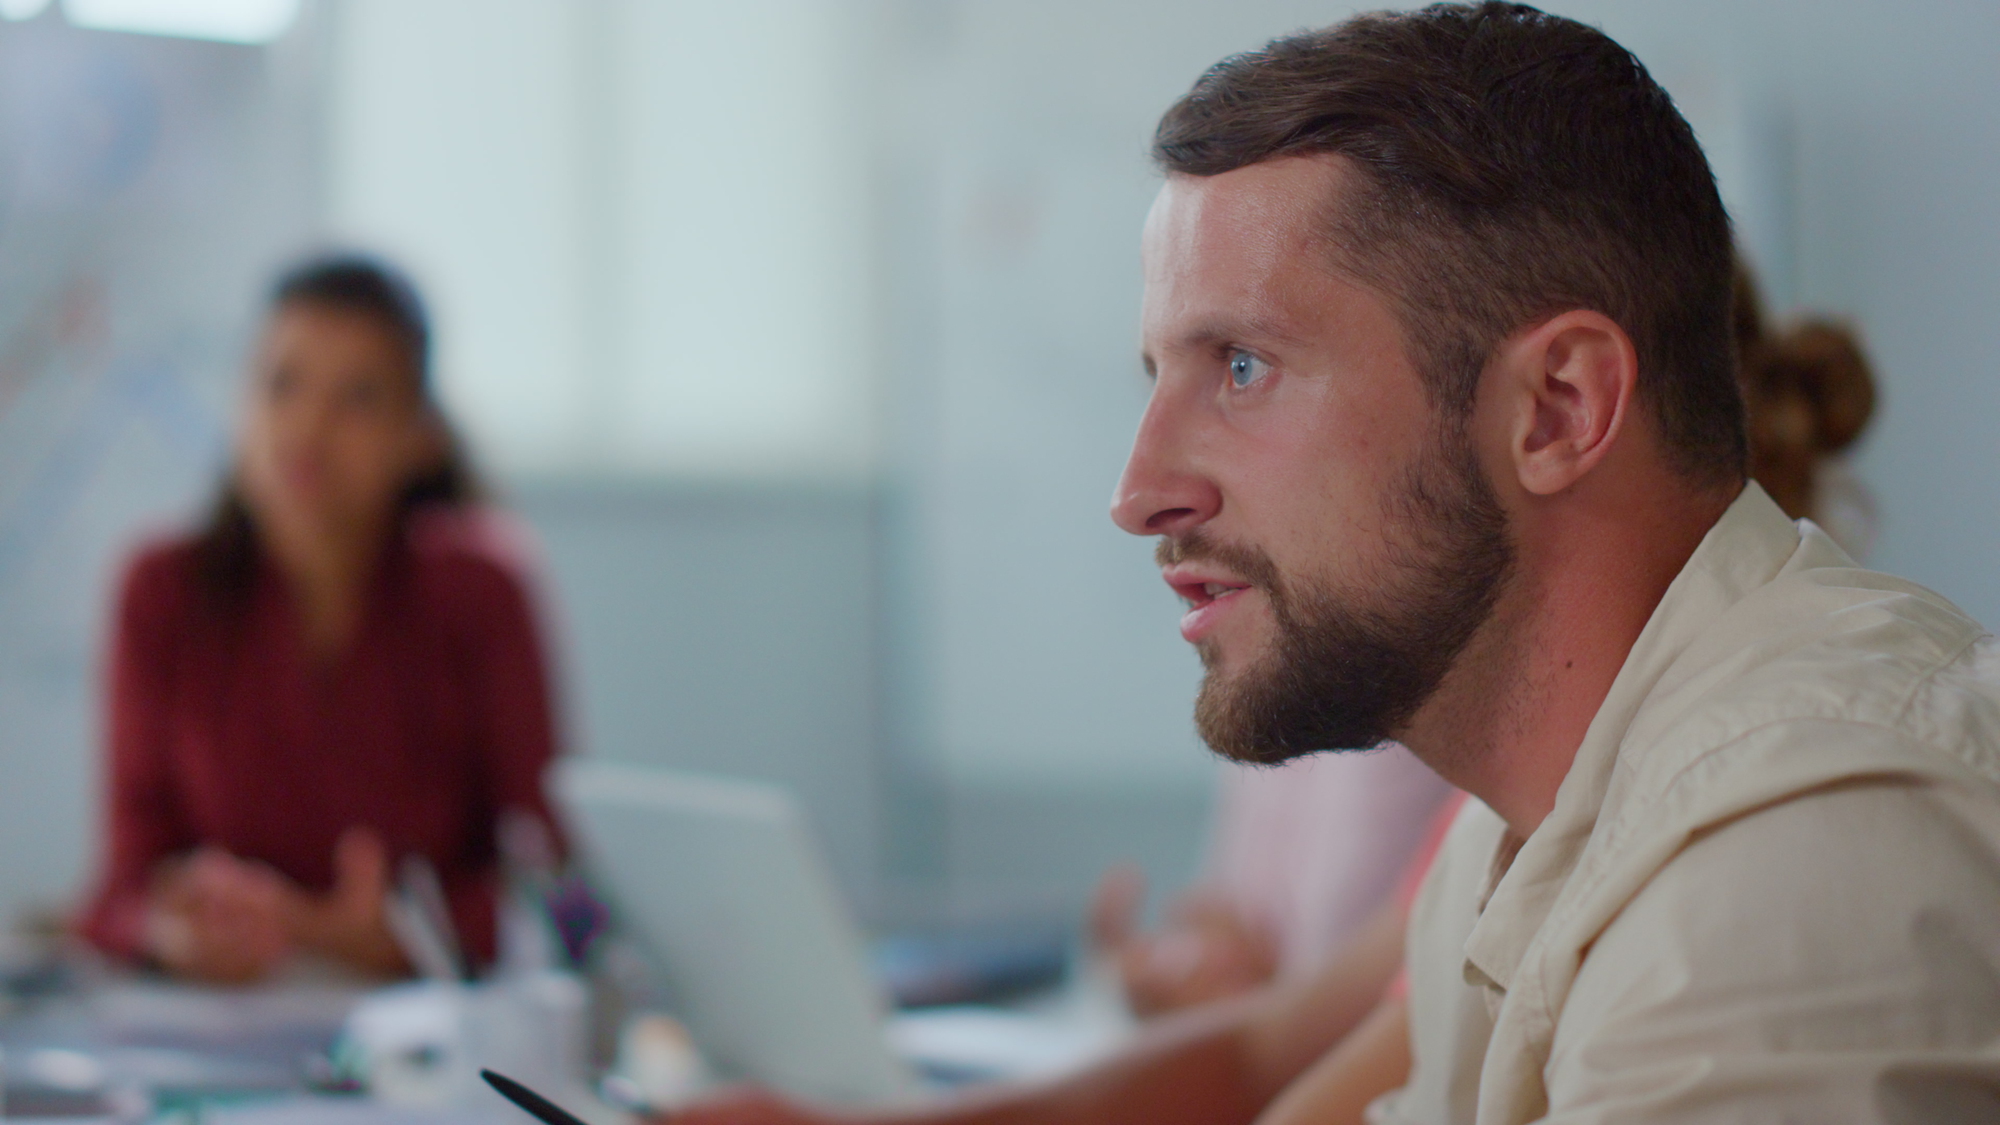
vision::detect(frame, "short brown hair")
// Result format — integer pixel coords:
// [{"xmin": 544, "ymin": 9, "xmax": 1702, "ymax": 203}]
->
[{"xmin": 1154, "ymin": 1, "xmax": 1745, "ymax": 483}]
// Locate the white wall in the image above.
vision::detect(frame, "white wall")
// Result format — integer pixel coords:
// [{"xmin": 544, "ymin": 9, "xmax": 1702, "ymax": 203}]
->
[
  {"xmin": 605, "ymin": 1, "xmax": 876, "ymax": 477},
  {"xmin": 327, "ymin": 0, "xmax": 878, "ymax": 480},
  {"xmin": 328, "ymin": 0, "xmax": 592, "ymax": 470},
  {"xmin": 1780, "ymin": 4, "xmax": 2000, "ymax": 625},
  {"xmin": 0, "ymin": 10, "xmax": 324, "ymax": 919}
]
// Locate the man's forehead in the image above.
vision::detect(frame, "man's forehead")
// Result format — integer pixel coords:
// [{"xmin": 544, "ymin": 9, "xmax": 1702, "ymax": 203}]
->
[
  {"xmin": 1144, "ymin": 156, "xmax": 1354, "ymax": 267},
  {"xmin": 1141, "ymin": 157, "xmax": 1360, "ymax": 340}
]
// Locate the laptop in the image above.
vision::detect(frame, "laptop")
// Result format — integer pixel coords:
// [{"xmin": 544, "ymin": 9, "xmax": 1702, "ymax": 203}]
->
[{"xmin": 555, "ymin": 760, "xmax": 918, "ymax": 1105}]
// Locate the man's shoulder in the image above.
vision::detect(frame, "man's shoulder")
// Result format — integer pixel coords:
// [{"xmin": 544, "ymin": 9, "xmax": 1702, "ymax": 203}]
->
[
  {"xmin": 1899, "ymin": 630, "xmax": 2000, "ymax": 777},
  {"xmin": 1485, "ymin": 532, "xmax": 2000, "ymax": 1119},
  {"xmin": 1601, "ymin": 775, "xmax": 2000, "ymax": 958},
  {"xmin": 1633, "ymin": 552, "xmax": 2000, "ymax": 810},
  {"xmin": 1549, "ymin": 774, "xmax": 2000, "ymax": 1114},
  {"xmin": 1579, "ymin": 555, "xmax": 2000, "ymax": 949}
]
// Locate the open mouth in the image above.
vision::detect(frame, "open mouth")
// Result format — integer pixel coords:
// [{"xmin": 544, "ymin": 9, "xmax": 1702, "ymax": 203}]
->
[
  {"xmin": 1172, "ymin": 580, "xmax": 1251, "ymax": 610},
  {"xmin": 1167, "ymin": 574, "xmax": 1254, "ymax": 644}
]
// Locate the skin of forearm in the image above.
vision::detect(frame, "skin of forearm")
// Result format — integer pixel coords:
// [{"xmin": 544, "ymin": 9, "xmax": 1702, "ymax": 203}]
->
[
  {"xmin": 1252, "ymin": 998, "xmax": 1410, "ymax": 1125},
  {"xmin": 1240, "ymin": 904, "xmax": 1405, "ymax": 1091}
]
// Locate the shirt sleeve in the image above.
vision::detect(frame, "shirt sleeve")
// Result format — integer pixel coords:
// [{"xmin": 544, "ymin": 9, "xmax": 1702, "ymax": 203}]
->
[
  {"xmin": 1539, "ymin": 777, "xmax": 2000, "ymax": 1123},
  {"xmin": 78, "ymin": 550, "xmax": 199, "ymax": 959},
  {"xmin": 443, "ymin": 550, "xmax": 567, "ymax": 967}
]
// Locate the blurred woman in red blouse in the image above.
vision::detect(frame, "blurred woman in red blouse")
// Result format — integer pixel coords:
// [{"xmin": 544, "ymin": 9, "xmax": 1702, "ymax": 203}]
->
[{"xmin": 80, "ymin": 255, "xmax": 563, "ymax": 984}]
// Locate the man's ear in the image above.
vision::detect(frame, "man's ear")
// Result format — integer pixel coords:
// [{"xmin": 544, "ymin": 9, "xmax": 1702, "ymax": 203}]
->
[{"xmin": 1493, "ymin": 310, "xmax": 1636, "ymax": 496}]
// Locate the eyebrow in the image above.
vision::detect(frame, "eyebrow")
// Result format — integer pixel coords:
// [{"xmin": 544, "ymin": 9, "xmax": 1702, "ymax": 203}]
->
[
  {"xmin": 1182, "ymin": 315, "xmax": 1309, "ymax": 349},
  {"xmin": 1139, "ymin": 314, "xmax": 1308, "ymax": 377}
]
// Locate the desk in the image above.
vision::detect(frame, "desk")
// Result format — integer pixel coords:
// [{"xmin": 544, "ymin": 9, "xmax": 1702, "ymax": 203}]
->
[
  {"xmin": 0, "ymin": 971, "xmax": 503, "ymax": 1125},
  {"xmin": 0, "ymin": 952, "xmax": 1129, "ymax": 1121},
  {"xmin": 4, "ymin": 982, "xmax": 355, "ymax": 1094}
]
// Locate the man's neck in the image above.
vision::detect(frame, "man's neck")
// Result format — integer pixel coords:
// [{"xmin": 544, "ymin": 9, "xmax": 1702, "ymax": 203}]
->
[{"xmin": 1403, "ymin": 483, "xmax": 1738, "ymax": 838}]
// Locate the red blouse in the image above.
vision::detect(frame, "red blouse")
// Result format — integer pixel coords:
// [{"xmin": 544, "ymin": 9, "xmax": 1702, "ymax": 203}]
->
[{"xmin": 80, "ymin": 508, "xmax": 564, "ymax": 969}]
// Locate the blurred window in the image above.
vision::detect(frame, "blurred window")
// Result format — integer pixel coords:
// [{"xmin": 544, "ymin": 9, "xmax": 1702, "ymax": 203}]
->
[
  {"xmin": 62, "ymin": 0, "xmax": 299, "ymax": 43},
  {"xmin": 329, "ymin": 0, "xmax": 874, "ymax": 480}
]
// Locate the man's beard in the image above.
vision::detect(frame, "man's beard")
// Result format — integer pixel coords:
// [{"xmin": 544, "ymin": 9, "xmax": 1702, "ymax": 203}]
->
[{"xmin": 1165, "ymin": 431, "xmax": 1514, "ymax": 766}]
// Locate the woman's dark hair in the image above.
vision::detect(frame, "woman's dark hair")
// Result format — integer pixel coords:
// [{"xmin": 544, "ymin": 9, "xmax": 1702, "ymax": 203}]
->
[
  {"xmin": 1733, "ymin": 263, "xmax": 1877, "ymax": 520},
  {"xmin": 192, "ymin": 253, "xmax": 481, "ymax": 607}
]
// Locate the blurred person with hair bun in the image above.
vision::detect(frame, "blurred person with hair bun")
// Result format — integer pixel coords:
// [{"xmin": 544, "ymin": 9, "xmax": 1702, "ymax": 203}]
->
[
  {"xmin": 1091, "ymin": 749, "xmax": 1451, "ymax": 1018},
  {"xmin": 78, "ymin": 254, "xmax": 565, "ymax": 984},
  {"xmin": 1734, "ymin": 264, "xmax": 1880, "ymax": 557}
]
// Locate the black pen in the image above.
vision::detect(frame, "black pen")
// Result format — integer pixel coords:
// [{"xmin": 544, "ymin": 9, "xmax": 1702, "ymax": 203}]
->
[{"xmin": 482, "ymin": 1069, "xmax": 669, "ymax": 1125}]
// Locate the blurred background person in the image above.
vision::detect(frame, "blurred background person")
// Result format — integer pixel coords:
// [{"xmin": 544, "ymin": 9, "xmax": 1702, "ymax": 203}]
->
[
  {"xmin": 1090, "ymin": 749, "xmax": 1451, "ymax": 1017},
  {"xmin": 77, "ymin": 255, "xmax": 565, "ymax": 984},
  {"xmin": 1734, "ymin": 264, "xmax": 1880, "ymax": 558}
]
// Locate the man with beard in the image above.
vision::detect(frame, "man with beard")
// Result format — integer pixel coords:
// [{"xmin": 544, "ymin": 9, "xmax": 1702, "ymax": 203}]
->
[{"xmin": 678, "ymin": 3, "xmax": 2000, "ymax": 1123}]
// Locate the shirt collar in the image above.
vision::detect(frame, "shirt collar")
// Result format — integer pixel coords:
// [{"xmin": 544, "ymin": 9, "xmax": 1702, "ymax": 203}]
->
[{"xmin": 1461, "ymin": 483, "xmax": 1801, "ymax": 991}]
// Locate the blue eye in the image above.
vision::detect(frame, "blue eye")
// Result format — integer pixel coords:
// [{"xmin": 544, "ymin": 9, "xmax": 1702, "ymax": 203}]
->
[{"xmin": 1228, "ymin": 350, "xmax": 1270, "ymax": 389}]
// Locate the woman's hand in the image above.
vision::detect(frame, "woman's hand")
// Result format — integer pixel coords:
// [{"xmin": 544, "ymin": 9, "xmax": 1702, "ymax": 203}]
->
[
  {"xmin": 146, "ymin": 829, "xmax": 410, "ymax": 983},
  {"xmin": 282, "ymin": 827, "xmax": 411, "ymax": 976},
  {"xmin": 146, "ymin": 847, "xmax": 293, "ymax": 984}
]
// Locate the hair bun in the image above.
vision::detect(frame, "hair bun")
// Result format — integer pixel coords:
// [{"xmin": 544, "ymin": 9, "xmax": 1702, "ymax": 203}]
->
[{"xmin": 1749, "ymin": 320, "xmax": 1876, "ymax": 455}]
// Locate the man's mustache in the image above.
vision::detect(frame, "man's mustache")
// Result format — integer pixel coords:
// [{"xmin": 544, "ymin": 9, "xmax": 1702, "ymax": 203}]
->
[{"xmin": 1155, "ymin": 531, "xmax": 1281, "ymax": 590}]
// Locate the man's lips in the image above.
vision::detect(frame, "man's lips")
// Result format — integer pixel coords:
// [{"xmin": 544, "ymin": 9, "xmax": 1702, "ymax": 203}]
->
[
  {"xmin": 1161, "ymin": 565, "xmax": 1254, "ymax": 642},
  {"xmin": 1169, "ymin": 579, "xmax": 1251, "ymax": 609}
]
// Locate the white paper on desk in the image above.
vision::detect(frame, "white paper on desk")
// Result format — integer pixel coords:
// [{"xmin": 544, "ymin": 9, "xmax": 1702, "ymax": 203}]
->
[
  {"xmin": 96, "ymin": 1045, "xmax": 298, "ymax": 1092},
  {"xmin": 91, "ymin": 982, "xmax": 365, "ymax": 1046},
  {"xmin": 203, "ymin": 1097, "xmax": 507, "ymax": 1125}
]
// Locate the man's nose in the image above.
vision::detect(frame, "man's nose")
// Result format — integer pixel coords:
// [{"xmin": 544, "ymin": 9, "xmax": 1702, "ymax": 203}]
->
[{"xmin": 1111, "ymin": 393, "xmax": 1221, "ymax": 538}]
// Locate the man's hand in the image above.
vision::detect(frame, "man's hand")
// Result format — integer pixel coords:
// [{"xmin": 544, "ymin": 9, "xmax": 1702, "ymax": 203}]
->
[
  {"xmin": 1091, "ymin": 867, "xmax": 1279, "ymax": 1018},
  {"xmin": 146, "ymin": 847, "xmax": 292, "ymax": 984}
]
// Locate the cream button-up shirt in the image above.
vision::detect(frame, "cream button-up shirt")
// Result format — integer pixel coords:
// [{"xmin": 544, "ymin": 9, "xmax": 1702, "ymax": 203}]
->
[{"xmin": 1371, "ymin": 483, "xmax": 2000, "ymax": 1124}]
